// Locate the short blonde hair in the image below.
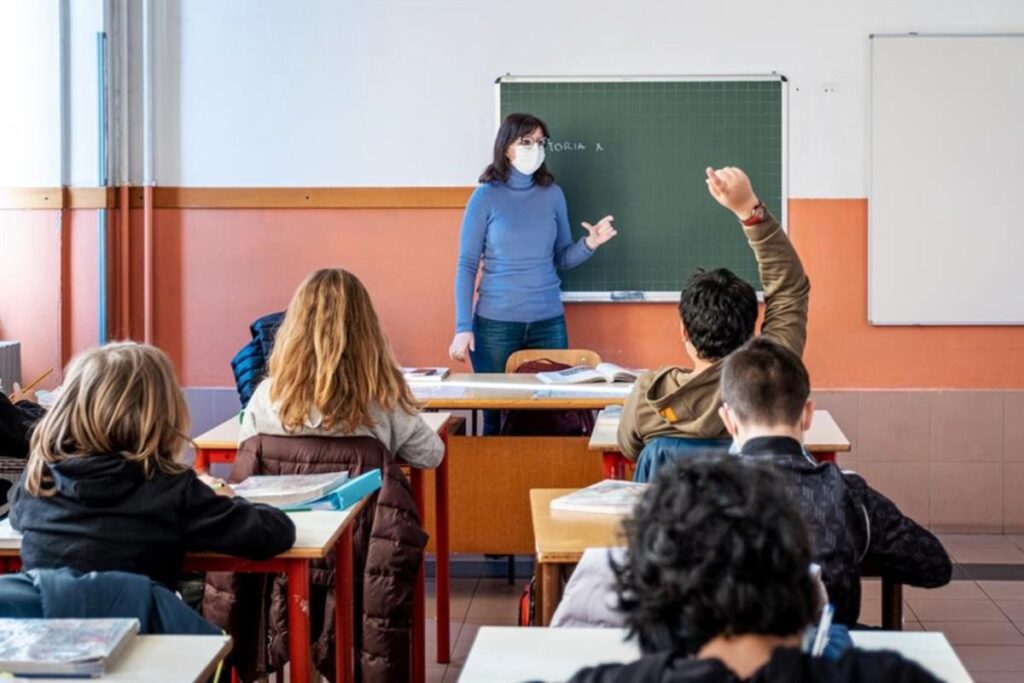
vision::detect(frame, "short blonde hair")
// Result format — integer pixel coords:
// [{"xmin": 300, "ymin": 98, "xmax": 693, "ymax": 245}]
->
[
  {"xmin": 24, "ymin": 342, "xmax": 191, "ymax": 497},
  {"xmin": 268, "ymin": 268, "xmax": 418, "ymax": 433}
]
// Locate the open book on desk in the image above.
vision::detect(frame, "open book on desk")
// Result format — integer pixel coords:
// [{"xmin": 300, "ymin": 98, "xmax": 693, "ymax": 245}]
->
[
  {"xmin": 550, "ymin": 479, "xmax": 649, "ymax": 515},
  {"xmin": 232, "ymin": 471, "xmax": 350, "ymax": 507},
  {"xmin": 537, "ymin": 363, "xmax": 638, "ymax": 385}
]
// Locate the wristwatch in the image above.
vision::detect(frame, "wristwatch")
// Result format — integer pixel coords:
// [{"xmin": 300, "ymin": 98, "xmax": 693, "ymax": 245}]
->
[{"xmin": 741, "ymin": 201, "xmax": 767, "ymax": 226}]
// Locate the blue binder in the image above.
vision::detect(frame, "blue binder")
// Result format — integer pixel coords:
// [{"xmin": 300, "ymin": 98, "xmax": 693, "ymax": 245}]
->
[{"xmin": 281, "ymin": 469, "xmax": 382, "ymax": 511}]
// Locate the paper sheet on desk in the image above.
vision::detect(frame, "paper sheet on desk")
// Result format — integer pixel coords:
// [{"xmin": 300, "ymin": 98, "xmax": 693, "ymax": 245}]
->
[
  {"xmin": 411, "ymin": 385, "xmax": 467, "ymax": 399},
  {"xmin": 0, "ymin": 518, "xmax": 22, "ymax": 539}
]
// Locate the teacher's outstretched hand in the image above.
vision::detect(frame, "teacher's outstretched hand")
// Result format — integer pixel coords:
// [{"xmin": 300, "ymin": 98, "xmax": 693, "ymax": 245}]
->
[{"xmin": 582, "ymin": 215, "xmax": 618, "ymax": 250}]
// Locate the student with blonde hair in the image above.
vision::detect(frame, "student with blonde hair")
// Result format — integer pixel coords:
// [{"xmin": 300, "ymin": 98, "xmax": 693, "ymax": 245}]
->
[
  {"xmin": 10, "ymin": 342, "xmax": 295, "ymax": 588},
  {"xmin": 239, "ymin": 268, "xmax": 444, "ymax": 468}
]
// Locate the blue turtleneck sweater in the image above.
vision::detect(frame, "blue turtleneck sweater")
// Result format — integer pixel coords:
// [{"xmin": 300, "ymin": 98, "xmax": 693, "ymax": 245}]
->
[{"xmin": 454, "ymin": 169, "xmax": 595, "ymax": 333}]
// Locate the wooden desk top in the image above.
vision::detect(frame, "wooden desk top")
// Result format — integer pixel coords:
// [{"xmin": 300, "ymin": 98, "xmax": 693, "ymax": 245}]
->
[
  {"xmin": 30, "ymin": 635, "xmax": 233, "ymax": 683},
  {"xmin": 411, "ymin": 373, "xmax": 632, "ymax": 410},
  {"xmin": 530, "ymin": 488, "xmax": 624, "ymax": 564},
  {"xmin": 588, "ymin": 408, "xmax": 851, "ymax": 454},
  {"xmin": 460, "ymin": 627, "xmax": 971, "ymax": 683},
  {"xmin": 1, "ymin": 501, "xmax": 366, "ymax": 561},
  {"xmin": 193, "ymin": 411, "xmax": 454, "ymax": 450}
]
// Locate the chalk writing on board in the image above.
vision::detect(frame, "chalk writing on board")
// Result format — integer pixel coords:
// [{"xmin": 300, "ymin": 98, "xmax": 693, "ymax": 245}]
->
[{"xmin": 545, "ymin": 141, "xmax": 606, "ymax": 153}]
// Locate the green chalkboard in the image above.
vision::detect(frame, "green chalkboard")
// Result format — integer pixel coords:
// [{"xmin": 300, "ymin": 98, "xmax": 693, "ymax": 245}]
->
[{"xmin": 498, "ymin": 77, "xmax": 785, "ymax": 300}]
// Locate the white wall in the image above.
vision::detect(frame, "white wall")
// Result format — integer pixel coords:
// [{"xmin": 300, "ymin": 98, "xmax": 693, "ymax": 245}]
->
[
  {"xmin": 166, "ymin": 0, "xmax": 1024, "ymax": 196},
  {"xmin": 0, "ymin": 0, "xmax": 105, "ymax": 187},
  {"xmin": 4, "ymin": 0, "xmax": 1024, "ymax": 194}
]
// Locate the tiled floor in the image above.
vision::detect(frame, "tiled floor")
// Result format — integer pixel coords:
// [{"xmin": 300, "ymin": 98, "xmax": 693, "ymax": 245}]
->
[{"xmin": 425, "ymin": 534, "xmax": 1024, "ymax": 683}]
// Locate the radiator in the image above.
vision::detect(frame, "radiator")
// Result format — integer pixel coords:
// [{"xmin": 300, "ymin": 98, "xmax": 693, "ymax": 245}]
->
[{"xmin": 0, "ymin": 341, "xmax": 21, "ymax": 395}]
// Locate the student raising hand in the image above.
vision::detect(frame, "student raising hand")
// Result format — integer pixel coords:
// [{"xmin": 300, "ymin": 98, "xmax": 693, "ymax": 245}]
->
[{"xmin": 705, "ymin": 166, "xmax": 761, "ymax": 221}]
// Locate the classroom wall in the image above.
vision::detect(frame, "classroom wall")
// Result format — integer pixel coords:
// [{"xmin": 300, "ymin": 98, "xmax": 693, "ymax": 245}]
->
[{"xmin": 4, "ymin": 1, "xmax": 1024, "ymax": 531}]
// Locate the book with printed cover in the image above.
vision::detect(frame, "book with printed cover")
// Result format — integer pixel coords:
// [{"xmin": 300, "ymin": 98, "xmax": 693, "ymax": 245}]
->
[
  {"xmin": 536, "ymin": 363, "xmax": 638, "ymax": 385},
  {"xmin": 550, "ymin": 480, "xmax": 650, "ymax": 515},
  {"xmin": 233, "ymin": 471, "xmax": 350, "ymax": 507},
  {"xmin": 0, "ymin": 618, "xmax": 138, "ymax": 676}
]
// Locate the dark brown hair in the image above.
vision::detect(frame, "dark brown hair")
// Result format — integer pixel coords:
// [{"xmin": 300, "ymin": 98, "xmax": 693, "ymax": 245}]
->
[
  {"xmin": 479, "ymin": 113, "xmax": 554, "ymax": 187},
  {"xmin": 721, "ymin": 337, "xmax": 811, "ymax": 426}
]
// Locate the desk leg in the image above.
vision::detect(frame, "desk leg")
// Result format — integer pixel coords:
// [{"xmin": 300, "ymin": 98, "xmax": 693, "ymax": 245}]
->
[
  {"xmin": 436, "ymin": 430, "xmax": 451, "ymax": 664},
  {"xmin": 603, "ymin": 452, "xmax": 628, "ymax": 480},
  {"xmin": 335, "ymin": 527, "xmax": 355, "ymax": 683},
  {"xmin": 882, "ymin": 578, "xmax": 904, "ymax": 630},
  {"xmin": 194, "ymin": 448, "xmax": 209, "ymax": 473},
  {"xmin": 410, "ymin": 470, "xmax": 426, "ymax": 683},
  {"xmin": 286, "ymin": 559, "xmax": 312, "ymax": 683},
  {"xmin": 538, "ymin": 563, "xmax": 561, "ymax": 627}
]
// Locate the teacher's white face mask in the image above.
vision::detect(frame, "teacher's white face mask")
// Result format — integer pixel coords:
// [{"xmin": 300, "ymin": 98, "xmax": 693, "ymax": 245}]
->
[{"xmin": 511, "ymin": 144, "xmax": 545, "ymax": 176}]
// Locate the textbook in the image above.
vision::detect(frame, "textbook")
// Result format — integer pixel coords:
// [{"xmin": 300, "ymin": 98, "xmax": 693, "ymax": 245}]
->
[
  {"xmin": 0, "ymin": 618, "xmax": 138, "ymax": 677},
  {"xmin": 536, "ymin": 363, "xmax": 638, "ymax": 385},
  {"xmin": 550, "ymin": 480, "xmax": 650, "ymax": 515},
  {"xmin": 402, "ymin": 367, "xmax": 450, "ymax": 382},
  {"xmin": 233, "ymin": 471, "xmax": 350, "ymax": 507},
  {"xmin": 279, "ymin": 469, "xmax": 382, "ymax": 512}
]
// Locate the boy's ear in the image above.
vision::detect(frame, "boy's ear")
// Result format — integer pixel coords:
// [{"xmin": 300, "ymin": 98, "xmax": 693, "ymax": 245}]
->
[
  {"xmin": 719, "ymin": 404, "xmax": 739, "ymax": 437},
  {"xmin": 802, "ymin": 399, "xmax": 815, "ymax": 432},
  {"xmin": 679, "ymin": 320, "xmax": 690, "ymax": 343}
]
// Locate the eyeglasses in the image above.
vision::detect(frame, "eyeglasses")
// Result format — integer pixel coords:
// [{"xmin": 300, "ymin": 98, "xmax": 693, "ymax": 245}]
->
[{"xmin": 515, "ymin": 137, "xmax": 549, "ymax": 150}]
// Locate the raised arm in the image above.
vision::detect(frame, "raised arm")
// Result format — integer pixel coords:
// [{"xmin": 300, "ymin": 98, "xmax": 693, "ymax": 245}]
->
[{"xmin": 705, "ymin": 167, "xmax": 810, "ymax": 356}]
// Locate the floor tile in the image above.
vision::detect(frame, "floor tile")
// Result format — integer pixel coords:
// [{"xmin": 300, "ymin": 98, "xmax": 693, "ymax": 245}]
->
[
  {"xmin": 909, "ymin": 599, "xmax": 1008, "ymax": 622},
  {"xmin": 971, "ymin": 672, "xmax": 1024, "ymax": 683},
  {"xmin": 980, "ymin": 581, "xmax": 1024, "ymax": 601},
  {"xmin": 955, "ymin": 645, "xmax": 1024, "ymax": 671},
  {"xmin": 442, "ymin": 664, "xmax": 463, "ymax": 683},
  {"xmin": 993, "ymin": 599, "xmax": 1024, "ymax": 623},
  {"xmin": 920, "ymin": 620, "xmax": 1024, "ymax": 645},
  {"xmin": 949, "ymin": 547, "xmax": 1024, "ymax": 564},
  {"xmin": 939, "ymin": 534, "xmax": 1018, "ymax": 547},
  {"xmin": 426, "ymin": 577, "xmax": 478, "ymax": 620},
  {"xmin": 906, "ymin": 580, "xmax": 985, "ymax": 602}
]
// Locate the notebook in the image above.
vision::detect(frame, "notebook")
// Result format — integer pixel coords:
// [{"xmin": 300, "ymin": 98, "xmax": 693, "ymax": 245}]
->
[
  {"xmin": 550, "ymin": 480, "xmax": 649, "ymax": 515},
  {"xmin": 402, "ymin": 367, "xmax": 450, "ymax": 382},
  {"xmin": 279, "ymin": 469, "xmax": 383, "ymax": 512},
  {"xmin": 0, "ymin": 618, "xmax": 138, "ymax": 677},
  {"xmin": 232, "ymin": 471, "xmax": 350, "ymax": 507}
]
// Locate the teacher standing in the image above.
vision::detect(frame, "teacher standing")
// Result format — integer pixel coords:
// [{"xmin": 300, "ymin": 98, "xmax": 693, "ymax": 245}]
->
[{"xmin": 449, "ymin": 113, "xmax": 618, "ymax": 434}]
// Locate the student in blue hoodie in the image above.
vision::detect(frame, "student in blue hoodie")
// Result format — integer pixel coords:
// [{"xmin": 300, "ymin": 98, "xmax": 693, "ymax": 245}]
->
[
  {"xmin": 10, "ymin": 342, "xmax": 295, "ymax": 589},
  {"xmin": 449, "ymin": 113, "xmax": 619, "ymax": 434}
]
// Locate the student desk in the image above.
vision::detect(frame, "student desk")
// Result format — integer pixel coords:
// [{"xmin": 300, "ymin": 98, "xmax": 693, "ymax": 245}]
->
[
  {"xmin": 192, "ymin": 412, "xmax": 459, "ymax": 675},
  {"xmin": 529, "ymin": 489, "xmax": 903, "ymax": 631},
  {"xmin": 588, "ymin": 409, "xmax": 852, "ymax": 479},
  {"xmin": 459, "ymin": 627, "xmax": 972, "ymax": 683},
  {"xmin": 27, "ymin": 634, "xmax": 233, "ymax": 683},
  {"xmin": 0, "ymin": 505, "xmax": 365, "ymax": 683}
]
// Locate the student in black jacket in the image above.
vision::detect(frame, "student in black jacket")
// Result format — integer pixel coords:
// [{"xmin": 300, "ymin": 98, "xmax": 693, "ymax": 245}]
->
[
  {"xmin": 718, "ymin": 338, "xmax": 952, "ymax": 626},
  {"xmin": 568, "ymin": 459, "xmax": 939, "ymax": 683},
  {"xmin": 10, "ymin": 342, "xmax": 295, "ymax": 589}
]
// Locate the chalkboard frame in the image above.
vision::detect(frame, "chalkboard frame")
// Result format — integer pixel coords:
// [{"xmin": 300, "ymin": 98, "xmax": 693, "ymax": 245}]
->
[{"xmin": 496, "ymin": 74, "xmax": 789, "ymax": 302}]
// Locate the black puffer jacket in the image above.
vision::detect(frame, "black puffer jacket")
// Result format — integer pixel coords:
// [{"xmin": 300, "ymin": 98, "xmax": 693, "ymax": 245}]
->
[
  {"xmin": 740, "ymin": 437, "xmax": 952, "ymax": 626},
  {"xmin": 567, "ymin": 646, "xmax": 942, "ymax": 683},
  {"xmin": 202, "ymin": 434, "xmax": 426, "ymax": 683}
]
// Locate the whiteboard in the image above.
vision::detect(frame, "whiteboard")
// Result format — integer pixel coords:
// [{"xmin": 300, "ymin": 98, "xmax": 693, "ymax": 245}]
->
[{"xmin": 869, "ymin": 34, "xmax": 1024, "ymax": 325}]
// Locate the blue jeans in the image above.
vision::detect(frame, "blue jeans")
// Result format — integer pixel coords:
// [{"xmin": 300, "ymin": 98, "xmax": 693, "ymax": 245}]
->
[{"xmin": 470, "ymin": 314, "xmax": 569, "ymax": 435}]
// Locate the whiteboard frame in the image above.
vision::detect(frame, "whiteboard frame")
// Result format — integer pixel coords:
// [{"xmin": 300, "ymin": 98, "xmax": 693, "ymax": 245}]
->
[
  {"xmin": 495, "ymin": 74, "xmax": 789, "ymax": 303},
  {"xmin": 868, "ymin": 33, "xmax": 1024, "ymax": 325}
]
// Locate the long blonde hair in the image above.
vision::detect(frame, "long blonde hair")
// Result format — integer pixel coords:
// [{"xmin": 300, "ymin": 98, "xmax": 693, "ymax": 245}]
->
[
  {"xmin": 268, "ymin": 268, "xmax": 418, "ymax": 433},
  {"xmin": 24, "ymin": 342, "xmax": 191, "ymax": 497}
]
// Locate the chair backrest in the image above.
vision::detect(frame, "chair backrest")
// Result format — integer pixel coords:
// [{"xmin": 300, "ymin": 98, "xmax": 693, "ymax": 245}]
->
[
  {"xmin": 632, "ymin": 436, "xmax": 733, "ymax": 483},
  {"xmin": 504, "ymin": 349, "xmax": 602, "ymax": 373}
]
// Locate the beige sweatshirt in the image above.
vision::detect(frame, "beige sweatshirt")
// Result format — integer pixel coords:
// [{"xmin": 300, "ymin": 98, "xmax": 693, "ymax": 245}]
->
[
  {"xmin": 616, "ymin": 213, "xmax": 810, "ymax": 460},
  {"xmin": 238, "ymin": 378, "xmax": 444, "ymax": 469}
]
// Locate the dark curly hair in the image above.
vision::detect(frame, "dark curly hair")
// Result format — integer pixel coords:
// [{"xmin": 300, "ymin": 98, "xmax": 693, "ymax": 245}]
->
[
  {"xmin": 613, "ymin": 458, "xmax": 817, "ymax": 655},
  {"xmin": 678, "ymin": 268, "xmax": 757, "ymax": 361},
  {"xmin": 479, "ymin": 113, "xmax": 555, "ymax": 187}
]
